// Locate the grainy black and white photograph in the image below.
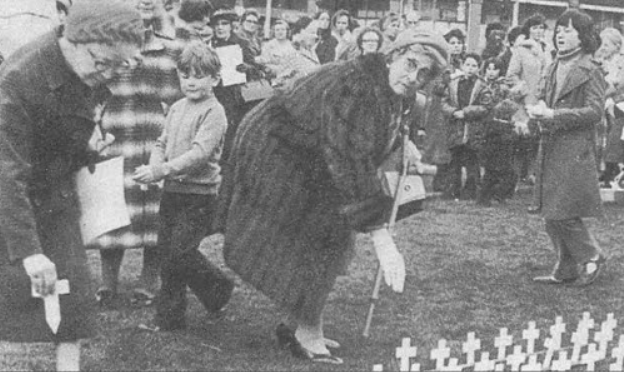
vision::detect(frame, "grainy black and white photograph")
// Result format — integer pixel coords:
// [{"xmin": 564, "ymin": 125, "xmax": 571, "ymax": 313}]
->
[{"xmin": 0, "ymin": 0, "xmax": 623, "ymax": 370}]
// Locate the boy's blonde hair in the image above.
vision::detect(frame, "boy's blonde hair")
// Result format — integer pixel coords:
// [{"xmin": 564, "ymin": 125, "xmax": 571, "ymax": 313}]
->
[{"xmin": 177, "ymin": 41, "xmax": 221, "ymax": 78}]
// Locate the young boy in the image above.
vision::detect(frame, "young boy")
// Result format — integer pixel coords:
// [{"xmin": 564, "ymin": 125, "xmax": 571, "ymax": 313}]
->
[
  {"xmin": 441, "ymin": 52, "xmax": 492, "ymax": 200},
  {"xmin": 478, "ymin": 57, "xmax": 520, "ymax": 205},
  {"xmin": 134, "ymin": 41, "xmax": 234, "ymax": 331}
]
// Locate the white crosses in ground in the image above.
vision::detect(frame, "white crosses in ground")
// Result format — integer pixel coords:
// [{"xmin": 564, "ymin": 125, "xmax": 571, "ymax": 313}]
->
[
  {"xmin": 474, "ymin": 351, "xmax": 496, "ymax": 372},
  {"xmin": 581, "ymin": 343, "xmax": 601, "ymax": 372},
  {"xmin": 522, "ymin": 321, "xmax": 540, "ymax": 355},
  {"xmin": 430, "ymin": 339, "xmax": 450, "ymax": 371},
  {"xmin": 495, "ymin": 327, "xmax": 513, "ymax": 361},
  {"xmin": 571, "ymin": 312, "xmax": 595, "ymax": 363},
  {"xmin": 543, "ymin": 316, "xmax": 566, "ymax": 369},
  {"xmin": 375, "ymin": 313, "xmax": 623, "ymax": 371},
  {"xmin": 596, "ymin": 313, "xmax": 618, "ymax": 359},
  {"xmin": 506, "ymin": 345, "xmax": 526, "ymax": 372},
  {"xmin": 462, "ymin": 332, "xmax": 480, "ymax": 366},
  {"xmin": 396, "ymin": 338, "xmax": 418, "ymax": 372},
  {"xmin": 610, "ymin": 334, "xmax": 624, "ymax": 371}
]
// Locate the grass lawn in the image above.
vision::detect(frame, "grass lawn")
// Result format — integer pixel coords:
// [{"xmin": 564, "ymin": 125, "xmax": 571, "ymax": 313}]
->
[{"xmin": 4, "ymin": 189, "xmax": 624, "ymax": 371}]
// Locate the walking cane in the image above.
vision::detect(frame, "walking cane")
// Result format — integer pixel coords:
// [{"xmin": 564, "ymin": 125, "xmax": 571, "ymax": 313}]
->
[{"xmin": 362, "ymin": 115, "xmax": 411, "ymax": 338}]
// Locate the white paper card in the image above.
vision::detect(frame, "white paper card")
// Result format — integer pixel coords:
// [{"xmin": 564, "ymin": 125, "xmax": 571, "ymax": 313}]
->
[
  {"xmin": 215, "ymin": 45, "xmax": 247, "ymax": 86},
  {"xmin": 74, "ymin": 157, "xmax": 130, "ymax": 244}
]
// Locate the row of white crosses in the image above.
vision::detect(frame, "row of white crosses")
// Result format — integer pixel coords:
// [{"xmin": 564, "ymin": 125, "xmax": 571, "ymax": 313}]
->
[{"xmin": 372, "ymin": 312, "xmax": 624, "ymax": 371}]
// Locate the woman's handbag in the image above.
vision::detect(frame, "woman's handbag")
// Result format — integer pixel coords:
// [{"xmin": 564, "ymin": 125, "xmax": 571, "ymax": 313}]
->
[
  {"xmin": 379, "ymin": 138, "xmax": 430, "ymax": 221},
  {"xmin": 240, "ymin": 79, "xmax": 274, "ymax": 102}
]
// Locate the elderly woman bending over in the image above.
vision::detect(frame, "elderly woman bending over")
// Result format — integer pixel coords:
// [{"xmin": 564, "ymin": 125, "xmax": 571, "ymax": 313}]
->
[{"xmin": 215, "ymin": 30, "xmax": 449, "ymax": 364}]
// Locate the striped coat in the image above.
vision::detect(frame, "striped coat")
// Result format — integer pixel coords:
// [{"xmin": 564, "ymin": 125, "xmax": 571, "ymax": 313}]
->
[{"xmin": 88, "ymin": 28, "xmax": 184, "ymax": 250}]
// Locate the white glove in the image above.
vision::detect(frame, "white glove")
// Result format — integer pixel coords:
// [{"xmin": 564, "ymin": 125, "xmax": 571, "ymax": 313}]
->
[
  {"xmin": 23, "ymin": 253, "xmax": 57, "ymax": 296},
  {"xmin": 370, "ymin": 228, "xmax": 405, "ymax": 293}
]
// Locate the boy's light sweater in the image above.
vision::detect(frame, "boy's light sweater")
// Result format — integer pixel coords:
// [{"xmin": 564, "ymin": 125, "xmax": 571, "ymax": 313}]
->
[{"xmin": 150, "ymin": 95, "xmax": 227, "ymax": 195}]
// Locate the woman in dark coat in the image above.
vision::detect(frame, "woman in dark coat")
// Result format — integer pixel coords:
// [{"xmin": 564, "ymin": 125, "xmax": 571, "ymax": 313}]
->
[
  {"xmin": 528, "ymin": 9, "xmax": 607, "ymax": 286},
  {"xmin": 0, "ymin": 1, "xmax": 143, "ymax": 370},
  {"xmin": 216, "ymin": 30, "xmax": 449, "ymax": 364}
]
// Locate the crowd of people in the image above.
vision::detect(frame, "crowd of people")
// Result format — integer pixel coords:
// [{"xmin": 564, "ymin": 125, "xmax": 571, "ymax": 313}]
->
[{"xmin": 0, "ymin": 0, "xmax": 622, "ymax": 369}]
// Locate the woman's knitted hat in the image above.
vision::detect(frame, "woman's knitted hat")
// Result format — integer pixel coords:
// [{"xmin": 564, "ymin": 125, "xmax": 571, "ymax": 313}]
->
[
  {"xmin": 64, "ymin": 0, "xmax": 144, "ymax": 46},
  {"xmin": 383, "ymin": 29, "xmax": 449, "ymax": 68}
]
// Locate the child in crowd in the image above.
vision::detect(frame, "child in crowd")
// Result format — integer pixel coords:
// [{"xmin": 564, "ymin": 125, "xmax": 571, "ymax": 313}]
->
[
  {"xmin": 442, "ymin": 52, "xmax": 492, "ymax": 200},
  {"xmin": 477, "ymin": 57, "xmax": 521, "ymax": 206},
  {"xmin": 133, "ymin": 41, "xmax": 234, "ymax": 331}
]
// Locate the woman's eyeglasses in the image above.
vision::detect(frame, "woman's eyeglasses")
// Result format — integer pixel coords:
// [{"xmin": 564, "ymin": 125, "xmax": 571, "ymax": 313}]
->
[{"xmin": 87, "ymin": 48, "xmax": 140, "ymax": 72}]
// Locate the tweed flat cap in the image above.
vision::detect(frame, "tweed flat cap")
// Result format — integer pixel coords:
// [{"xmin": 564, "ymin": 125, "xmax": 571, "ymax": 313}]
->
[
  {"xmin": 382, "ymin": 29, "xmax": 450, "ymax": 68},
  {"xmin": 64, "ymin": 0, "xmax": 143, "ymax": 46}
]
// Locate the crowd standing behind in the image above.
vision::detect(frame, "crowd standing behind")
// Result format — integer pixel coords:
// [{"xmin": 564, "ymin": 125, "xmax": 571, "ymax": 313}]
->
[{"xmin": 1, "ymin": 0, "xmax": 623, "ymax": 369}]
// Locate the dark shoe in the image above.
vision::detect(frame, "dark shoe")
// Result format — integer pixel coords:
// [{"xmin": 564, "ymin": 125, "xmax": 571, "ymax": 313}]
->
[
  {"xmin": 575, "ymin": 255, "xmax": 606, "ymax": 286},
  {"xmin": 533, "ymin": 275, "xmax": 576, "ymax": 285},
  {"xmin": 131, "ymin": 288, "xmax": 156, "ymax": 306},
  {"xmin": 197, "ymin": 275, "xmax": 235, "ymax": 314},
  {"xmin": 95, "ymin": 287, "xmax": 116, "ymax": 307},
  {"xmin": 276, "ymin": 323, "xmax": 297, "ymax": 348}
]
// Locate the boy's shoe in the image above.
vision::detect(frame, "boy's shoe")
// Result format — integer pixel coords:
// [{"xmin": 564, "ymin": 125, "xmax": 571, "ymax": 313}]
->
[
  {"xmin": 95, "ymin": 287, "xmax": 116, "ymax": 308},
  {"xmin": 197, "ymin": 274, "xmax": 235, "ymax": 314},
  {"xmin": 131, "ymin": 288, "xmax": 156, "ymax": 306}
]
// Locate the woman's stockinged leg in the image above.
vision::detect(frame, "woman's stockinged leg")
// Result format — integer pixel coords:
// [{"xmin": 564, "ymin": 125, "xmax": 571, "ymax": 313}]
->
[{"xmin": 295, "ymin": 312, "xmax": 328, "ymax": 355}]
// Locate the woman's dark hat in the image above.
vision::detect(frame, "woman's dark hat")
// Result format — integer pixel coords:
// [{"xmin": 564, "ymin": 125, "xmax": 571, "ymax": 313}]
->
[{"xmin": 211, "ymin": 8, "xmax": 238, "ymax": 25}]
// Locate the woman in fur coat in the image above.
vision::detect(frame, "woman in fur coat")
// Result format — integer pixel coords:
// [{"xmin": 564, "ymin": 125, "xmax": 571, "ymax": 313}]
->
[{"xmin": 216, "ymin": 30, "xmax": 449, "ymax": 364}]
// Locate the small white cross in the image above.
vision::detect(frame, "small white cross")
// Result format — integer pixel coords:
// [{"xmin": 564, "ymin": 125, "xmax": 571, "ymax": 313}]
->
[
  {"xmin": 522, "ymin": 321, "xmax": 540, "ymax": 355},
  {"xmin": 571, "ymin": 327, "xmax": 590, "ymax": 363},
  {"xmin": 462, "ymin": 332, "xmax": 481, "ymax": 366},
  {"xmin": 580, "ymin": 312, "xmax": 595, "ymax": 330},
  {"xmin": 550, "ymin": 316, "xmax": 566, "ymax": 349},
  {"xmin": 430, "ymin": 339, "xmax": 450, "ymax": 371},
  {"xmin": 495, "ymin": 327, "xmax": 513, "ymax": 360},
  {"xmin": 396, "ymin": 338, "xmax": 417, "ymax": 372},
  {"xmin": 580, "ymin": 343, "xmax": 600, "ymax": 372},
  {"xmin": 474, "ymin": 351, "xmax": 496, "ymax": 372},
  {"xmin": 506, "ymin": 345, "xmax": 526, "ymax": 372}
]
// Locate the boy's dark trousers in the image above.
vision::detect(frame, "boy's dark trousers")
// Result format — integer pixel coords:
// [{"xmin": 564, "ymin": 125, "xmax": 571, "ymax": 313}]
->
[
  {"xmin": 446, "ymin": 144, "xmax": 480, "ymax": 199},
  {"xmin": 155, "ymin": 192, "xmax": 234, "ymax": 329},
  {"xmin": 479, "ymin": 139, "xmax": 517, "ymax": 202}
]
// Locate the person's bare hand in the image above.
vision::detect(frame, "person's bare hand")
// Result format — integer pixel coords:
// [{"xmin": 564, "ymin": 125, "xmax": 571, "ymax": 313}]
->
[{"xmin": 133, "ymin": 165, "xmax": 157, "ymax": 184}]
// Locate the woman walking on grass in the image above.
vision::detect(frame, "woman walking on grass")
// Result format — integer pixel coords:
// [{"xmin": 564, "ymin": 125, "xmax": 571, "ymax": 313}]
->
[
  {"xmin": 216, "ymin": 29, "xmax": 449, "ymax": 365},
  {"xmin": 529, "ymin": 9, "xmax": 607, "ymax": 286}
]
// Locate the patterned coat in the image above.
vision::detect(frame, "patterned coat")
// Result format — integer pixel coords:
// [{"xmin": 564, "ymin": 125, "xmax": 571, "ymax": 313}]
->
[
  {"xmin": 532, "ymin": 53, "xmax": 606, "ymax": 220},
  {"xmin": 215, "ymin": 54, "xmax": 399, "ymax": 322},
  {"xmin": 88, "ymin": 27, "xmax": 184, "ymax": 250}
]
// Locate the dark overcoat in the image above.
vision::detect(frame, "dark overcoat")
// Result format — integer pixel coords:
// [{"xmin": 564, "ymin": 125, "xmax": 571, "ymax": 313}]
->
[
  {"xmin": 0, "ymin": 31, "xmax": 99, "ymax": 342},
  {"xmin": 216, "ymin": 54, "xmax": 398, "ymax": 322},
  {"xmin": 532, "ymin": 54, "xmax": 607, "ymax": 220},
  {"xmin": 441, "ymin": 76, "xmax": 492, "ymax": 149}
]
